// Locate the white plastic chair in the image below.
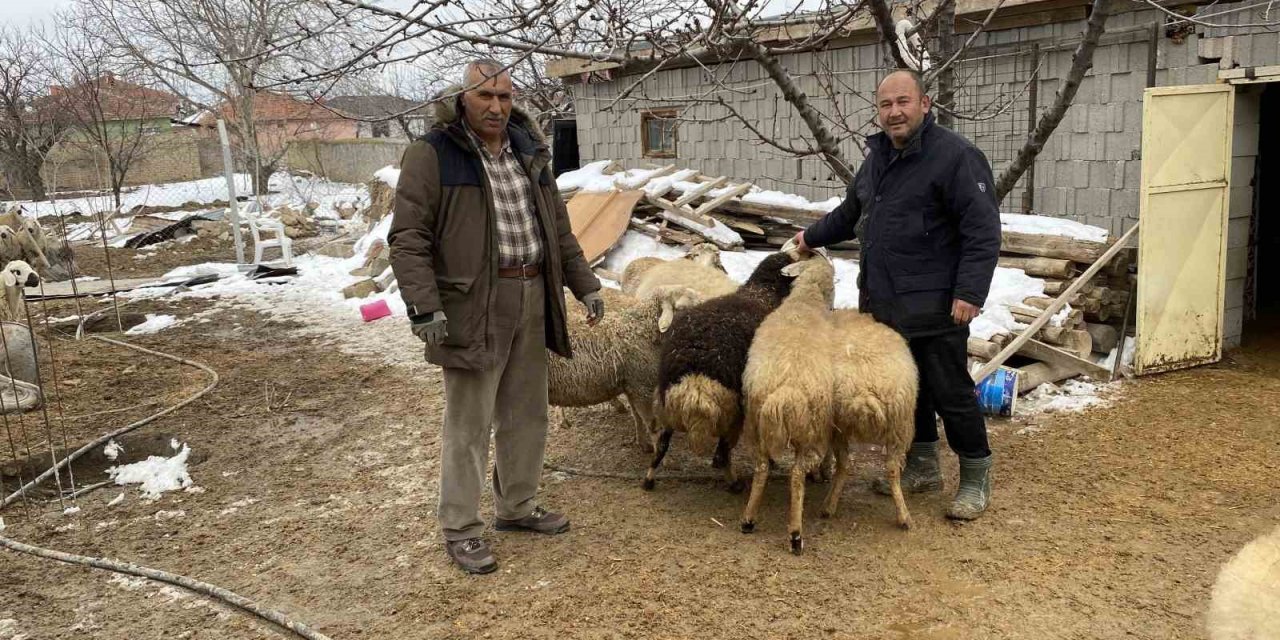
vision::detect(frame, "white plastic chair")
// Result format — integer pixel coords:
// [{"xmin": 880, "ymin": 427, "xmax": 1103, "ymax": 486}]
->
[{"xmin": 247, "ymin": 218, "xmax": 294, "ymax": 267}]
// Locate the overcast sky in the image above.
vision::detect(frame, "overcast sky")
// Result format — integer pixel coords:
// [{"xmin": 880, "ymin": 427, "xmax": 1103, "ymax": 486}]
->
[{"xmin": 0, "ymin": 0, "xmax": 75, "ymax": 26}]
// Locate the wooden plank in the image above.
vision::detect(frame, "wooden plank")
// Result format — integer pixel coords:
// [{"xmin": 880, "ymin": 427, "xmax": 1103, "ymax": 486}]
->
[
  {"xmin": 691, "ymin": 182, "xmax": 754, "ymax": 218},
  {"xmin": 644, "ymin": 194, "xmax": 717, "ymax": 230},
  {"xmin": 565, "ymin": 190, "xmax": 644, "ymax": 263},
  {"xmin": 625, "ymin": 164, "xmax": 676, "ymax": 190},
  {"xmin": 1016, "ymin": 338, "xmax": 1113, "ymax": 382},
  {"xmin": 673, "ymin": 176, "xmax": 727, "ymax": 207},
  {"xmin": 973, "ymin": 222, "xmax": 1140, "ymax": 384}
]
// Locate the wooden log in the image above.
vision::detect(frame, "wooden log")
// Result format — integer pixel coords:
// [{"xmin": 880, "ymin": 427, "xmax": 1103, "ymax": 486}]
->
[
  {"xmin": 1085, "ymin": 322, "xmax": 1119, "ymax": 353},
  {"xmin": 1001, "ymin": 231, "xmax": 1108, "ymax": 263},
  {"xmin": 997, "ymin": 255, "xmax": 1075, "ymax": 279},
  {"xmin": 972, "ymin": 222, "xmax": 1139, "ymax": 384},
  {"xmin": 1016, "ymin": 360, "xmax": 1090, "ymax": 394},
  {"xmin": 967, "ymin": 337, "xmax": 1000, "ymax": 360}
]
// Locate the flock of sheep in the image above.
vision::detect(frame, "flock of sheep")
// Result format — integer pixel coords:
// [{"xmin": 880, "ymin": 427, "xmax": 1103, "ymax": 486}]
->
[{"xmin": 547, "ymin": 244, "xmax": 916, "ymax": 554}]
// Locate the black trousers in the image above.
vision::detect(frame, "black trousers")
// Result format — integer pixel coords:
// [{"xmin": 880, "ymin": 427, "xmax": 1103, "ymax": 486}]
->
[{"xmin": 908, "ymin": 328, "xmax": 991, "ymax": 459}]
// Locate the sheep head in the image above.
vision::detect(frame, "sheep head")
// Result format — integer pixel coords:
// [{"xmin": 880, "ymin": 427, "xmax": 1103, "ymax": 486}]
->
[
  {"xmin": 654, "ymin": 285, "xmax": 705, "ymax": 333},
  {"xmin": 781, "ymin": 254, "xmax": 836, "ymax": 309},
  {"xmin": 686, "ymin": 243, "xmax": 724, "ymax": 271},
  {"xmin": 2, "ymin": 260, "xmax": 39, "ymax": 289}
]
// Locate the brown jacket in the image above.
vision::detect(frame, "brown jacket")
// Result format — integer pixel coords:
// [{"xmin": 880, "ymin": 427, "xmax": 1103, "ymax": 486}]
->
[{"xmin": 389, "ymin": 96, "xmax": 600, "ymax": 370}]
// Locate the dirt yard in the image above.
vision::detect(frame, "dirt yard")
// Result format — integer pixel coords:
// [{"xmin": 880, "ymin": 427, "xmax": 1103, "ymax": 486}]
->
[{"xmin": 1, "ymin": 289, "xmax": 1277, "ymax": 639}]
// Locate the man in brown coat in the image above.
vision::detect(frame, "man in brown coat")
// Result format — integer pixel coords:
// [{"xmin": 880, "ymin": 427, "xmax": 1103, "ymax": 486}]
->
[{"xmin": 390, "ymin": 59, "xmax": 602, "ymax": 574}]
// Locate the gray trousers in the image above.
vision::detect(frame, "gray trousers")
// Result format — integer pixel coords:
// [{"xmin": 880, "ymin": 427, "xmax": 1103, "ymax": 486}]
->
[{"xmin": 439, "ymin": 275, "xmax": 549, "ymax": 541}]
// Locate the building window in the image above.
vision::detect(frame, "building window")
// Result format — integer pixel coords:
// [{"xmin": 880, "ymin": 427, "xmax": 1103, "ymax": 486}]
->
[
  {"xmin": 641, "ymin": 110, "xmax": 678, "ymax": 158},
  {"xmin": 372, "ymin": 120, "xmax": 391, "ymax": 138}
]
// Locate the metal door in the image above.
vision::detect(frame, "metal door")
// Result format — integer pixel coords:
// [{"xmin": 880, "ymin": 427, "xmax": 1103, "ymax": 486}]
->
[{"xmin": 1136, "ymin": 84, "xmax": 1234, "ymax": 375}]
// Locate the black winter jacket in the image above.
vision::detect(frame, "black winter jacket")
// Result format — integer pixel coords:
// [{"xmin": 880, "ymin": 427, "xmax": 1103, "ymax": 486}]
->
[{"xmin": 803, "ymin": 113, "xmax": 1001, "ymax": 337}]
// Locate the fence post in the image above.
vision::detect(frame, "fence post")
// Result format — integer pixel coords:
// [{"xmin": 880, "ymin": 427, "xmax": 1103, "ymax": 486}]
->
[{"xmin": 216, "ymin": 119, "xmax": 246, "ymax": 264}]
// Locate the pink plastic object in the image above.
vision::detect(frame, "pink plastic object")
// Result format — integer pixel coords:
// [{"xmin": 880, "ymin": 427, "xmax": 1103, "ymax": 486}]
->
[{"xmin": 360, "ymin": 299, "xmax": 392, "ymax": 322}]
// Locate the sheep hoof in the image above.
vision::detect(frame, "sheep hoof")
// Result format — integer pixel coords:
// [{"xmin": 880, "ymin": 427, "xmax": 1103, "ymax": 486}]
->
[
  {"xmin": 726, "ymin": 479, "xmax": 747, "ymax": 494},
  {"xmin": 789, "ymin": 533, "xmax": 803, "ymax": 555},
  {"xmin": 641, "ymin": 477, "xmax": 656, "ymax": 491},
  {"xmin": 740, "ymin": 521, "xmax": 755, "ymax": 534}
]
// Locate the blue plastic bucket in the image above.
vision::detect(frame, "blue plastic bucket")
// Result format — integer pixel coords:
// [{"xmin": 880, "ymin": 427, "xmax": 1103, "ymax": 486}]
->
[{"xmin": 975, "ymin": 366, "xmax": 1020, "ymax": 417}]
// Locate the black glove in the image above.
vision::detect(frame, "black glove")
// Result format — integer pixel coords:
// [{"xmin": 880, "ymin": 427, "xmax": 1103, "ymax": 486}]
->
[
  {"xmin": 581, "ymin": 292, "xmax": 605, "ymax": 326},
  {"xmin": 410, "ymin": 311, "xmax": 448, "ymax": 347}
]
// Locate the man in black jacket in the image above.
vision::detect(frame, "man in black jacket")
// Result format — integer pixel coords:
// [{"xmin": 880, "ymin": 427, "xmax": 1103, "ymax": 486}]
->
[{"xmin": 795, "ymin": 70, "xmax": 1001, "ymax": 520}]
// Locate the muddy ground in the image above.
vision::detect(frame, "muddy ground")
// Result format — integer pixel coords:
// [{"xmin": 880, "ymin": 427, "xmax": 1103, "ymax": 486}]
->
[{"xmin": 0, "ymin": 254, "xmax": 1277, "ymax": 639}]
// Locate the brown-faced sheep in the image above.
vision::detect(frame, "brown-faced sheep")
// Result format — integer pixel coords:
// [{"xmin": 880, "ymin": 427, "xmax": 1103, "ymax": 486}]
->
[
  {"xmin": 739, "ymin": 255, "xmax": 836, "ymax": 554},
  {"xmin": 549, "ymin": 286, "xmax": 704, "ymax": 452},
  {"xmin": 620, "ymin": 243, "xmax": 723, "ymax": 296},
  {"xmin": 645, "ymin": 252, "xmax": 796, "ymax": 493},
  {"xmin": 1207, "ymin": 524, "xmax": 1280, "ymax": 640},
  {"xmin": 824, "ymin": 309, "xmax": 917, "ymax": 531}
]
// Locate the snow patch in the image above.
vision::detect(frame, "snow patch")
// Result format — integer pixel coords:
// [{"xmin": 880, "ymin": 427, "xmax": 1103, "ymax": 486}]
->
[
  {"xmin": 373, "ymin": 165, "xmax": 401, "ymax": 188},
  {"xmin": 124, "ymin": 314, "xmax": 178, "ymax": 335},
  {"xmin": 1002, "ymin": 213, "xmax": 1108, "ymax": 243},
  {"xmin": 108, "ymin": 444, "xmax": 193, "ymax": 499},
  {"xmin": 103, "ymin": 440, "xmax": 123, "ymax": 461}
]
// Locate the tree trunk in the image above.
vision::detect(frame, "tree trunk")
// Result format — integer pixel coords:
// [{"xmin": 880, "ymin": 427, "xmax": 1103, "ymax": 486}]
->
[
  {"xmin": 13, "ymin": 152, "xmax": 47, "ymax": 201},
  {"xmin": 995, "ymin": 0, "xmax": 1111, "ymax": 202},
  {"xmin": 935, "ymin": 0, "xmax": 957, "ymax": 128},
  {"xmin": 867, "ymin": 0, "xmax": 911, "ymax": 69}
]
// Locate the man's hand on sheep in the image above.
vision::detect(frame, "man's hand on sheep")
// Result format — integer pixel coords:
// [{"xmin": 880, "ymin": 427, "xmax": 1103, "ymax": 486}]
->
[
  {"xmin": 951, "ymin": 300, "xmax": 980, "ymax": 325},
  {"xmin": 581, "ymin": 292, "xmax": 605, "ymax": 327},
  {"xmin": 411, "ymin": 312, "xmax": 448, "ymax": 347},
  {"xmin": 787, "ymin": 231, "xmax": 812, "ymax": 256}
]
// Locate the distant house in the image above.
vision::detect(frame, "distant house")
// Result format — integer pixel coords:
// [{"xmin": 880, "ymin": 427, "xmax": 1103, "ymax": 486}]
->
[
  {"xmin": 327, "ymin": 95, "xmax": 432, "ymax": 140},
  {"xmin": 198, "ymin": 92, "xmax": 358, "ymax": 147},
  {"xmin": 46, "ymin": 73, "xmax": 184, "ymax": 135}
]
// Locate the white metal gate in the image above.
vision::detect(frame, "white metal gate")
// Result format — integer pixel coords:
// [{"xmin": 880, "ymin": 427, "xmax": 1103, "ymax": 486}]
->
[{"xmin": 1136, "ymin": 84, "xmax": 1234, "ymax": 375}]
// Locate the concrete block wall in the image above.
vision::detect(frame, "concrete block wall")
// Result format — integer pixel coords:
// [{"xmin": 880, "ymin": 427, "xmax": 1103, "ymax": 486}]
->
[{"xmin": 1224, "ymin": 85, "xmax": 1262, "ymax": 348}]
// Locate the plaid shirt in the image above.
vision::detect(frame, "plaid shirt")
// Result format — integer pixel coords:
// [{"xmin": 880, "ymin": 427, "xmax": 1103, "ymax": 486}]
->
[{"xmin": 465, "ymin": 124, "xmax": 544, "ymax": 268}]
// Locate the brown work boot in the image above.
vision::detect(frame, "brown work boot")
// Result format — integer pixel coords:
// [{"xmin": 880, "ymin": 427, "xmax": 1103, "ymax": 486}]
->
[
  {"xmin": 494, "ymin": 506, "xmax": 570, "ymax": 535},
  {"xmin": 445, "ymin": 538, "xmax": 497, "ymax": 575}
]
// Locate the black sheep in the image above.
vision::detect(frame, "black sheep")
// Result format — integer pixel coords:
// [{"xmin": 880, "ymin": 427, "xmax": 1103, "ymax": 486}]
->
[{"xmin": 645, "ymin": 252, "xmax": 796, "ymax": 492}]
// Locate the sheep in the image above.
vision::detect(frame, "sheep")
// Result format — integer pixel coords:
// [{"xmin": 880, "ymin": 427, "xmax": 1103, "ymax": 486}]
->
[
  {"xmin": 620, "ymin": 243, "xmax": 724, "ymax": 296},
  {"xmin": 632, "ymin": 257, "xmax": 737, "ymax": 307},
  {"xmin": 1, "ymin": 260, "xmax": 39, "ymax": 323},
  {"xmin": 823, "ymin": 308, "xmax": 918, "ymax": 532},
  {"xmin": 548, "ymin": 286, "xmax": 705, "ymax": 452},
  {"xmin": 1207, "ymin": 524, "xmax": 1280, "ymax": 640},
  {"xmin": 738, "ymin": 255, "xmax": 836, "ymax": 553},
  {"xmin": 645, "ymin": 251, "xmax": 796, "ymax": 492}
]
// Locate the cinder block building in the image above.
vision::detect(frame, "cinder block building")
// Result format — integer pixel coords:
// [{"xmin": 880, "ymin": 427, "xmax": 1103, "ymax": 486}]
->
[{"xmin": 551, "ymin": 0, "xmax": 1279, "ymax": 358}]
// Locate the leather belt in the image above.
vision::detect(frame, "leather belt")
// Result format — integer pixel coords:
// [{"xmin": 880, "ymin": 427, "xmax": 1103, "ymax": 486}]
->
[{"xmin": 497, "ymin": 264, "xmax": 541, "ymax": 279}]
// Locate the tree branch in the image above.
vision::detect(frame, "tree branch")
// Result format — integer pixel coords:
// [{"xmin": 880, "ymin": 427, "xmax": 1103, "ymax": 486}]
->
[
  {"xmin": 867, "ymin": 0, "xmax": 911, "ymax": 69},
  {"xmin": 995, "ymin": 0, "xmax": 1111, "ymax": 201}
]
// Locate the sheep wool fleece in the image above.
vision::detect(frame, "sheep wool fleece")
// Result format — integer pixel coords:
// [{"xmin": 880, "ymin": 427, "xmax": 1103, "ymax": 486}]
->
[{"xmin": 438, "ymin": 275, "xmax": 550, "ymax": 541}]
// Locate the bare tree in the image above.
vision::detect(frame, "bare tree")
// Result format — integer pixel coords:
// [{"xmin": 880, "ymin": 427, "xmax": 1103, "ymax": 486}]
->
[
  {"xmin": 44, "ymin": 16, "xmax": 181, "ymax": 208},
  {"xmin": 79, "ymin": 0, "xmax": 362, "ymax": 194},
  {"xmin": 0, "ymin": 27, "xmax": 69, "ymax": 201}
]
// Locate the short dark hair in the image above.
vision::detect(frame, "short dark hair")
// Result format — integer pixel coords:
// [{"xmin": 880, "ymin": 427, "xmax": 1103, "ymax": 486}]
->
[{"xmin": 878, "ymin": 69, "xmax": 929, "ymax": 98}]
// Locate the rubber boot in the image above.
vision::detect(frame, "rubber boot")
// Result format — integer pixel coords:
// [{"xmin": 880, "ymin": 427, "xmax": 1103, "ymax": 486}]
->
[
  {"xmin": 873, "ymin": 441, "xmax": 942, "ymax": 496},
  {"xmin": 946, "ymin": 454, "xmax": 992, "ymax": 521}
]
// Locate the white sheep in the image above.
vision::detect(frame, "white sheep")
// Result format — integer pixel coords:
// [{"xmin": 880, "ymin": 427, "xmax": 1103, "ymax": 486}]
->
[
  {"xmin": 1207, "ymin": 524, "xmax": 1280, "ymax": 640},
  {"xmin": 621, "ymin": 243, "xmax": 725, "ymax": 297},
  {"xmin": 548, "ymin": 286, "xmax": 704, "ymax": 452},
  {"xmin": 1, "ymin": 260, "xmax": 39, "ymax": 323},
  {"xmin": 739, "ymin": 255, "xmax": 836, "ymax": 554}
]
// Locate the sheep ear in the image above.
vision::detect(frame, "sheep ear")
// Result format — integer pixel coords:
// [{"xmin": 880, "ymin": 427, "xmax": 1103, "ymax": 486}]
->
[
  {"xmin": 781, "ymin": 262, "xmax": 805, "ymax": 277},
  {"xmin": 2, "ymin": 272, "xmax": 14, "ymax": 288},
  {"xmin": 658, "ymin": 301, "xmax": 675, "ymax": 333}
]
